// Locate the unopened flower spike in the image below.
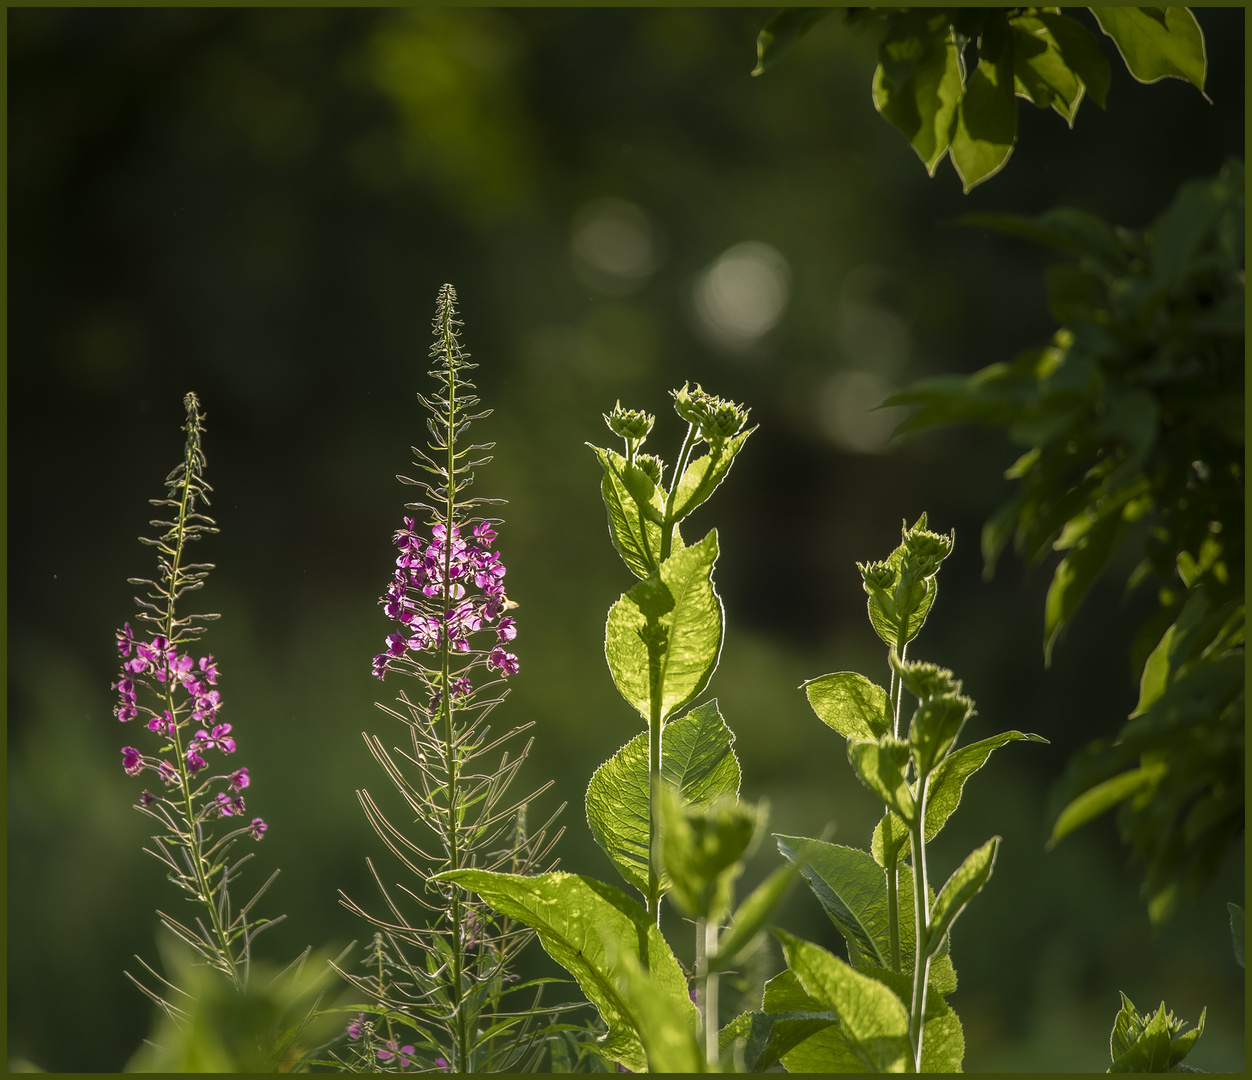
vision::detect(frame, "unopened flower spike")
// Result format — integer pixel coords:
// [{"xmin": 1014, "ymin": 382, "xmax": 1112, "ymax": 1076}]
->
[{"xmin": 605, "ymin": 400, "xmax": 655, "ymax": 460}]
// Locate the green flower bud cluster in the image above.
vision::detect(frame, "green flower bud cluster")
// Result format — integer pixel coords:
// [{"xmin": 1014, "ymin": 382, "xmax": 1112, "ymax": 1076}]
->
[
  {"xmin": 604, "ymin": 401, "xmax": 656, "ymax": 456},
  {"xmin": 659, "ymin": 786, "xmax": 762, "ymax": 923},
  {"xmin": 634, "ymin": 453, "xmax": 664, "ymax": 486},
  {"xmin": 902, "ymin": 525, "xmax": 955, "ymax": 580},
  {"xmin": 670, "ymin": 382, "xmax": 750, "ymax": 449},
  {"xmin": 890, "ymin": 653, "xmax": 963, "ymax": 701},
  {"xmin": 858, "ymin": 560, "xmax": 896, "ymax": 593}
]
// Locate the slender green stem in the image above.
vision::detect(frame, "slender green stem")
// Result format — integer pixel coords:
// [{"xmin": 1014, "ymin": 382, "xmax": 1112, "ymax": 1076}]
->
[
  {"xmin": 887, "ymin": 860, "xmax": 901, "ymax": 974},
  {"xmin": 703, "ymin": 918, "xmax": 720, "ymax": 1069},
  {"xmin": 660, "ymin": 422, "xmax": 699, "ymax": 561},
  {"xmin": 646, "ymin": 688, "xmax": 663, "ymax": 933},
  {"xmin": 907, "ymin": 774, "xmax": 932, "ymax": 1073}
]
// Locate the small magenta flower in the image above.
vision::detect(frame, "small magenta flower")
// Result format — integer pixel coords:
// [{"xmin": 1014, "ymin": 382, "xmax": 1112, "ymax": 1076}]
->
[
  {"xmin": 378, "ymin": 1040, "xmax": 416, "ymax": 1069},
  {"xmin": 249, "ymin": 817, "xmax": 267, "ymax": 840},
  {"xmin": 158, "ymin": 760, "xmax": 178, "ymax": 786},
  {"xmin": 122, "ymin": 747, "xmax": 144, "ymax": 775},
  {"xmin": 488, "ymin": 647, "xmax": 519, "ymax": 675},
  {"xmin": 147, "ymin": 711, "xmax": 174, "ymax": 737},
  {"xmin": 346, "ymin": 1013, "xmax": 366, "ymax": 1040},
  {"xmin": 497, "ymin": 616, "xmax": 517, "ymax": 642},
  {"xmin": 435, "ymin": 1057, "xmax": 450, "ymax": 1072},
  {"xmin": 214, "ymin": 792, "xmax": 246, "ymax": 817},
  {"xmin": 229, "ymin": 767, "xmax": 250, "ymax": 791},
  {"xmin": 139, "ymin": 790, "xmax": 156, "ymax": 806},
  {"xmin": 186, "ymin": 750, "xmax": 208, "ymax": 774}
]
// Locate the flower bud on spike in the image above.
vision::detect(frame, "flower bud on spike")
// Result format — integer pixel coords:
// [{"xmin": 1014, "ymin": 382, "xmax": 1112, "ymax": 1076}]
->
[
  {"xmin": 604, "ymin": 401, "xmax": 655, "ymax": 454},
  {"xmin": 635, "ymin": 453, "xmax": 664, "ymax": 486}
]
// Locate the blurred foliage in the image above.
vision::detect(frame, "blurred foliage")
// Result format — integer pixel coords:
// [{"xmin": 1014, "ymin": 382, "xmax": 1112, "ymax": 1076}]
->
[
  {"xmin": 888, "ymin": 160, "xmax": 1244, "ymax": 924},
  {"xmin": 1105, "ymin": 991, "xmax": 1205, "ymax": 1073},
  {"xmin": 756, "ymin": 7, "xmax": 1208, "ymax": 191},
  {"xmin": 6, "ymin": 6, "xmax": 1244, "ymax": 1073}
]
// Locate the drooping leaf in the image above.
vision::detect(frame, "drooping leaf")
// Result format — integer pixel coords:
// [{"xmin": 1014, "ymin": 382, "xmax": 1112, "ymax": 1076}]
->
[
  {"xmin": 803, "ymin": 671, "xmax": 891, "ymax": 742},
  {"xmin": 585, "ymin": 699, "xmax": 739, "ymax": 898},
  {"xmin": 1037, "ymin": 11, "xmax": 1110, "ymax": 107},
  {"xmin": 958, "ymin": 206, "xmax": 1128, "ymax": 273},
  {"xmin": 1044, "ymin": 505, "xmax": 1126, "ymax": 664},
  {"xmin": 950, "ymin": 23, "xmax": 1017, "ymax": 192},
  {"xmin": 438, "ymin": 870, "xmax": 697, "ymax": 1073},
  {"xmin": 604, "ymin": 529, "xmax": 723, "ymax": 723},
  {"xmin": 670, "ymin": 428, "xmax": 754, "ymax": 523},
  {"xmin": 927, "ymin": 837, "xmax": 1000, "ymax": 960},
  {"xmin": 752, "ymin": 8, "xmax": 833, "ymax": 76},
  {"xmin": 1093, "ymin": 7, "xmax": 1207, "ymax": 91},
  {"xmin": 1009, "ymin": 14, "xmax": 1085, "ymax": 125},
  {"xmin": 773, "ymin": 930, "xmax": 912, "ymax": 1073},
  {"xmin": 871, "ymin": 13, "xmax": 965, "ymax": 175}
]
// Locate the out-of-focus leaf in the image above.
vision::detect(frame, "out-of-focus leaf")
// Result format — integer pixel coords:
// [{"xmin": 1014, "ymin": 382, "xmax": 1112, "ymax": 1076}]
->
[
  {"xmin": 803, "ymin": 671, "xmax": 890, "ymax": 742},
  {"xmin": 1093, "ymin": 7, "xmax": 1207, "ymax": 91},
  {"xmin": 1044, "ymin": 505, "xmax": 1125, "ymax": 664},
  {"xmin": 712, "ymin": 857, "xmax": 805, "ymax": 973},
  {"xmin": 610, "ymin": 940, "xmax": 705, "ymax": 1072},
  {"xmin": 585, "ymin": 699, "xmax": 739, "ymax": 898},
  {"xmin": 872, "ymin": 13, "xmax": 965, "ymax": 175},
  {"xmin": 958, "ymin": 207, "xmax": 1128, "ymax": 272},
  {"xmin": 752, "ymin": 8, "xmax": 833, "ymax": 76},
  {"xmin": 950, "ymin": 27, "xmax": 1017, "ymax": 192},
  {"xmin": 604, "ymin": 529, "xmax": 722, "ymax": 723},
  {"xmin": 1048, "ymin": 761, "xmax": 1168, "ymax": 847},
  {"xmin": 718, "ymin": 1007, "xmax": 834, "ymax": 1073},
  {"xmin": 438, "ymin": 870, "xmax": 697, "ymax": 1073},
  {"xmin": 1228, "ymin": 902, "xmax": 1244, "ymax": 969}
]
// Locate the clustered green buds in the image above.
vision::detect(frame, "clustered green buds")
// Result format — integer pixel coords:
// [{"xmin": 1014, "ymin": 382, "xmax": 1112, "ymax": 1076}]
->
[
  {"xmin": 890, "ymin": 654, "xmax": 962, "ymax": 701},
  {"xmin": 670, "ymin": 382, "xmax": 750, "ymax": 450},
  {"xmin": 658, "ymin": 786, "xmax": 762, "ymax": 923},
  {"xmin": 858, "ymin": 560, "xmax": 896, "ymax": 594},
  {"xmin": 634, "ymin": 453, "xmax": 664, "ymax": 486},
  {"xmin": 604, "ymin": 401, "xmax": 656, "ymax": 458},
  {"xmin": 901, "ymin": 523, "xmax": 955, "ymax": 579},
  {"xmin": 858, "ymin": 514, "xmax": 956, "ymax": 653}
]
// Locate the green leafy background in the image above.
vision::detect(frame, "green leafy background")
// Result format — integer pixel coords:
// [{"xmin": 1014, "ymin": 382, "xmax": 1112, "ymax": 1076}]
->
[{"xmin": 6, "ymin": 8, "xmax": 1243, "ymax": 1071}]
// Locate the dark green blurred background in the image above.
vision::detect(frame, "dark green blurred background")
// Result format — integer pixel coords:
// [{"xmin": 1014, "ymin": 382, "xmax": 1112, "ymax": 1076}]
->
[{"xmin": 7, "ymin": 8, "xmax": 1244, "ymax": 1071}]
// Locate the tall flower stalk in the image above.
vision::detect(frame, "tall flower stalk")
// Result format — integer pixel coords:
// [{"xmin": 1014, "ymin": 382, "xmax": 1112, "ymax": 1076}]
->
[
  {"xmin": 339, "ymin": 285, "xmax": 565, "ymax": 1072},
  {"xmin": 113, "ymin": 392, "xmax": 279, "ymax": 1013}
]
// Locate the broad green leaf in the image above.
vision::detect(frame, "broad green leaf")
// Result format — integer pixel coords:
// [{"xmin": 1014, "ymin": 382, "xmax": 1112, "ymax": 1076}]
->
[
  {"xmin": 712, "ymin": 857, "xmax": 806, "ymax": 973},
  {"xmin": 848, "ymin": 738, "xmax": 916, "ymax": 823},
  {"xmin": 590, "ymin": 445, "xmax": 668, "ymax": 579},
  {"xmin": 718, "ymin": 1007, "xmax": 834, "ymax": 1073},
  {"xmin": 438, "ymin": 870, "xmax": 697, "ymax": 1073},
  {"xmin": 871, "ymin": 808, "xmax": 910, "ymax": 866},
  {"xmin": 950, "ymin": 38, "xmax": 1017, "ymax": 192},
  {"xmin": 586, "ymin": 700, "xmax": 740, "ymax": 898},
  {"xmin": 1038, "ymin": 11, "xmax": 1110, "ymax": 107},
  {"xmin": 927, "ymin": 838, "xmax": 999, "ymax": 959},
  {"xmin": 1044, "ymin": 506, "xmax": 1125, "ymax": 665},
  {"xmin": 1228, "ymin": 903, "xmax": 1244, "ymax": 969},
  {"xmin": 610, "ymin": 939, "xmax": 705, "ymax": 1072},
  {"xmin": 775, "ymin": 836, "xmax": 890, "ymax": 968},
  {"xmin": 1048, "ymin": 762, "xmax": 1168, "ymax": 847},
  {"xmin": 803, "ymin": 671, "xmax": 891, "ymax": 742},
  {"xmin": 1009, "ymin": 15, "xmax": 1084, "ymax": 124},
  {"xmin": 605, "ymin": 530, "xmax": 723, "ymax": 723},
  {"xmin": 752, "ymin": 8, "xmax": 833, "ymax": 76},
  {"xmin": 773, "ymin": 930, "xmax": 912, "ymax": 1073},
  {"xmin": 763, "ymin": 971, "xmax": 863, "ymax": 1073},
  {"xmin": 853, "ymin": 966, "xmax": 965, "ymax": 1072},
  {"xmin": 872, "ymin": 14, "xmax": 965, "ymax": 174},
  {"xmin": 876, "ymin": 731, "xmax": 1047, "ymax": 864},
  {"xmin": 1093, "ymin": 7, "xmax": 1207, "ymax": 91},
  {"xmin": 777, "ymin": 837, "xmax": 957, "ymax": 994},
  {"xmin": 670, "ymin": 428, "xmax": 753, "ymax": 523}
]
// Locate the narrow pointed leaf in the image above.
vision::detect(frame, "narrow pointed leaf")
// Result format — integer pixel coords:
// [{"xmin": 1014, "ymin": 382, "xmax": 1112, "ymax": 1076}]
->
[
  {"xmin": 848, "ymin": 738, "xmax": 916, "ymax": 823},
  {"xmin": 773, "ymin": 930, "xmax": 912, "ymax": 1073},
  {"xmin": 670, "ymin": 428, "xmax": 753, "ymax": 522},
  {"xmin": 804, "ymin": 671, "xmax": 891, "ymax": 741},
  {"xmin": 1228, "ymin": 902, "xmax": 1244, "ymax": 969},
  {"xmin": 586, "ymin": 700, "xmax": 739, "ymax": 897},
  {"xmin": 718, "ymin": 1008, "xmax": 834, "ymax": 1073},
  {"xmin": 604, "ymin": 530, "xmax": 723, "ymax": 723},
  {"xmin": 439, "ymin": 870, "xmax": 697, "ymax": 1072},
  {"xmin": 1048, "ymin": 762, "xmax": 1167, "ymax": 847},
  {"xmin": 1093, "ymin": 7, "xmax": 1207, "ymax": 91},
  {"xmin": 927, "ymin": 837, "xmax": 1000, "ymax": 958},
  {"xmin": 752, "ymin": 8, "xmax": 833, "ymax": 76}
]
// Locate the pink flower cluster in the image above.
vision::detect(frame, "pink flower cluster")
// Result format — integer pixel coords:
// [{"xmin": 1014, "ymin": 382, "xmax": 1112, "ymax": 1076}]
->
[
  {"xmin": 113, "ymin": 623, "xmax": 265, "ymax": 839},
  {"xmin": 371, "ymin": 519, "xmax": 519, "ymax": 688}
]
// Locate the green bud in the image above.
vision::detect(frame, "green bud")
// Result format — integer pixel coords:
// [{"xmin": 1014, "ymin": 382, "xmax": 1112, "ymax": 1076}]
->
[
  {"xmin": 907, "ymin": 692, "xmax": 974, "ymax": 776},
  {"xmin": 901, "ymin": 522, "xmax": 955, "ymax": 579},
  {"xmin": 704, "ymin": 399, "xmax": 750, "ymax": 448},
  {"xmin": 858, "ymin": 560, "xmax": 896, "ymax": 593},
  {"xmin": 604, "ymin": 401, "xmax": 655, "ymax": 447},
  {"xmin": 890, "ymin": 653, "xmax": 962, "ymax": 701},
  {"xmin": 671, "ymin": 382, "xmax": 715, "ymax": 429},
  {"xmin": 658, "ymin": 786, "xmax": 763, "ymax": 923},
  {"xmin": 634, "ymin": 453, "xmax": 664, "ymax": 486}
]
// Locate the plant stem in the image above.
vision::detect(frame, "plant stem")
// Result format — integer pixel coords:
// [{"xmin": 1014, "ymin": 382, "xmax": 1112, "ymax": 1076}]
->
[
  {"xmin": 646, "ymin": 685, "xmax": 663, "ymax": 932},
  {"xmin": 907, "ymin": 773, "xmax": 932, "ymax": 1073},
  {"xmin": 887, "ymin": 859, "xmax": 901, "ymax": 974},
  {"xmin": 660, "ymin": 422, "xmax": 699, "ymax": 561},
  {"xmin": 703, "ymin": 917, "xmax": 720, "ymax": 1069}
]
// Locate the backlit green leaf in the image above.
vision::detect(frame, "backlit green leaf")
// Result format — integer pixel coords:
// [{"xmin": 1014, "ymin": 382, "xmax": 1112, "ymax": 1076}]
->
[
  {"xmin": 670, "ymin": 428, "xmax": 753, "ymax": 523},
  {"xmin": 718, "ymin": 1007, "xmax": 834, "ymax": 1073},
  {"xmin": 950, "ymin": 35, "xmax": 1017, "ymax": 192},
  {"xmin": 590, "ymin": 445, "xmax": 670, "ymax": 579},
  {"xmin": 773, "ymin": 930, "xmax": 912, "ymax": 1073},
  {"xmin": 611, "ymin": 940, "xmax": 705, "ymax": 1072},
  {"xmin": 803, "ymin": 671, "xmax": 891, "ymax": 742},
  {"xmin": 1093, "ymin": 7, "xmax": 1207, "ymax": 91},
  {"xmin": 1044, "ymin": 507, "xmax": 1127, "ymax": 664},
  {"xmin": 849, "ymin": 737, "xmax": 917, "ymax": 823},
  {"xmin": 752, "ymin": 8, "xmax": 833, "ymax": 77},
  {"xmin": 1048, "ymin": 762, "xmax": 1168, "ymax": 847},
  {"xmin": 927, "ymin": 837, "xmax": 999, "ymax": 959},
  {"xmin": 1038, "ymin": 11, "xmax": 1110, "ymax": 107},
  {"xmin": 851, "ymin": 965, "xmax": 966, "ymax": 1072},
  {"xmin": 438, "ymin": 870, "xmax": 697, "ymax": 1073},
  {"xmin": 712, "ymin": 857, "xmax": 805, "ymax": 972},
  {"xmin": 604, "ymin": 529, "xmax": 723, "ymax": 723},
  {"xmin": 586, "ymin": 700, "xmax": 740, "ymax": 898},
  {"xmin": 871, "ymin": 14, "xmax": 965, "ymax": 175},
  {"xmin": 1009, "ymin": 14, "xmax": 1084, "ymax": 125}
]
